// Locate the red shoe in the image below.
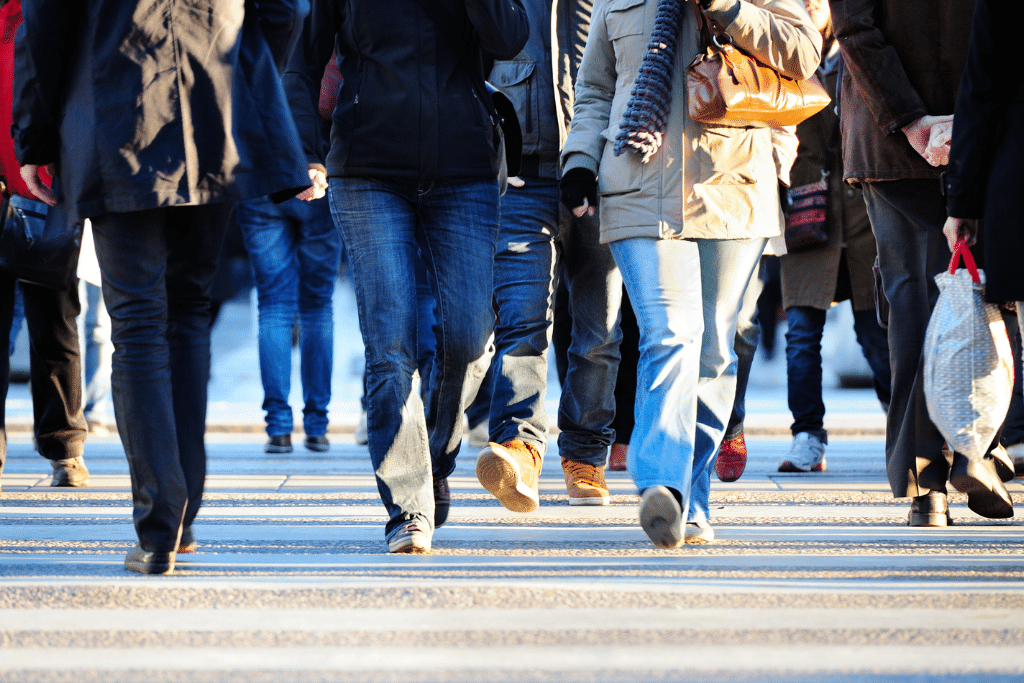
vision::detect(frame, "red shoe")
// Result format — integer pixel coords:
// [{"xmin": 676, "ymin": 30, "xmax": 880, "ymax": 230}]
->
[
  {"xmin": 715, "ymin": 432, "xmax": 747, "ymax": 483},
  {"xmin": 608, "ymin": 442, "xmax": 628, "ymax": 471}
]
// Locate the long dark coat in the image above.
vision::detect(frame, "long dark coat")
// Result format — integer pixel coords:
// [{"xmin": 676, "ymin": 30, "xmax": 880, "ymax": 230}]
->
[
  {"xmin": 12, "ymin": 0, "xmax": 311, "ymax": 222},
  {"xmin": 946, "ymin": 0, "xmax": 1024, "ymax": 302}
]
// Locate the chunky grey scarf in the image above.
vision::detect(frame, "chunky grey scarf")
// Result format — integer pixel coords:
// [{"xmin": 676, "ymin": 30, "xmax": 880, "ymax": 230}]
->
[{"xmin": 613, "ymin": 0, "xmax": 685, "ymax": 163}]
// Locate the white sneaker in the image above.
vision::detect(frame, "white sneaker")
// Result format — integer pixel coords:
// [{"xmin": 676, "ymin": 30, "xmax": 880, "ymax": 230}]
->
[
  {"xmin": 778, "ymin": 432, "xmax": 826, "ymax": 472},
  {"xmin": 354, "ymin": 410, "xmax": 368, "ymax": 445}
]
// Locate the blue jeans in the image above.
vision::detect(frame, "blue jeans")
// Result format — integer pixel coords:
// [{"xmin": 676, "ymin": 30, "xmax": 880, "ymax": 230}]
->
[
  {"xmin": 329, "ymin": 177, "xmax": 497, "ymax": 538},
  {"xmin": 92, "ymin": 203, "xmax": 232, "ymax": 553},
  {"xmin": 236, "ymin": 196, "xmax": 341, "ymax": 438},
  {"xmin": 725, "ymin": 255, "xmax": 768, "ymax": 440},
  {"xmin": 78, "ymin": 280, "xmax": 113, "ymax": 425},
  {"xmin": 489, "ymin": 179, "xmax": 622, "ymax": 465},
  {"xmin": 785, "ymin": 304, "xmax": 892, "ymax": 442},
  {"xmin": 611, "ymin": 237, "xmax": 765, "ymax": 523}
]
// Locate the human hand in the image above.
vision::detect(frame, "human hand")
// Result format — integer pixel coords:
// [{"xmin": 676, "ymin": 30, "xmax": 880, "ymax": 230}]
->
[
  {"xmin": 296, "ymin": 166, "xmax": 328, "ymax": 201},
  {"xmin": 924, "ymin": 120, "xmax": 953, "ymax": 167},
  {"xmin": 558, "ymin": 168, "xmax": 597, "ymax": 218},
  {"xmin": 902, "ymin": 115, "xmax": 954, "ymax": 166},
  {"xmin": 19, "ymin": 163, "xmax": 57, "ymax": 206},
  {"xmin": 942, "ymin": 216, "xmax": 978, "ymax": 252}
]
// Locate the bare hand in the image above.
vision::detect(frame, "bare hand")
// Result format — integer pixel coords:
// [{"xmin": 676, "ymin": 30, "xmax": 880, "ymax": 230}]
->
[
  {"xmin": 19, "ymin": 163, "xmax": 57, "ymax": 206},
  {"xmin": 942, "ymin": 216, "xmax": 978, "ymax": 252},
  {"xmin": 296, "ymin": 167, "xmax": 328, "ymax": 201},
  {"xmin": 902, "ymin": 115, "xmax": 954, "ymax": 166},
  {"xmin": 572, "ymin": 196, "xmax": 595, "ymax": 218}
]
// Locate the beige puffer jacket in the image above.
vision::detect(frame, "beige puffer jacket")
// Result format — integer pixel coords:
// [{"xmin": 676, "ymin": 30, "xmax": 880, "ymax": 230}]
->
[{"xmin": 561, "ymin": 0, "xmax": 821, "ymax": 243}]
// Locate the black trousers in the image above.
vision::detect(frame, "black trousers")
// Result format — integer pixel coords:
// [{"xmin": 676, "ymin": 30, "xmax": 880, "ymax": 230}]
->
[
  {"xmin": 91, "ymin": 203, "xmax": 232, "ymax": 553},
  {"xmin": 0, "ymin": 272, "xmax": 86, "ymax": 479}
]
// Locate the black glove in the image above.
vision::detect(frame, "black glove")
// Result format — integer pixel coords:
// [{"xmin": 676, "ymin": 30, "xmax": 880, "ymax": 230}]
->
[{"xmin": 559, "ymin": 167, "xmax": 597, "ymax": 212}]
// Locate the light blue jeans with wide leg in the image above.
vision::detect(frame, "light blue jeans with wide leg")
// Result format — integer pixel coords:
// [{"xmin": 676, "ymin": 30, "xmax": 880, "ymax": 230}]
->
[
  {"xmin": 611, "ymin": 236, "xmax": 766, "ymax": 523},
  {"xmin": 328, "ymin": 177, "xmax": 497, "ymax": 540}
]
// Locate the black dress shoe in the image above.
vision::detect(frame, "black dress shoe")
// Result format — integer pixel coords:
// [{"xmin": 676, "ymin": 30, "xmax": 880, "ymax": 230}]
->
[
  {"xmin": 125, "ymin": 544, "xmax": 175, "ymax": 575},
  {"xmin": 949, "ymin": 452, "xmax": 1014, "ymax": 519},
  {"xmin": 178, "ymin": 527, "xmax": 197, "ymax": 554},
  {"xmin": 433, "ymin": 477, "xmax": 450, "ymax": 528},
  {"xmin": 908, "ymin": 491, "xmax": 951, "ymax": 527},
  {"xmin": 304, "ymin": 435, "xmax": 330, "ymax": 452},
  {"xmin": 987, "ymin": 445, "xmax": 1015, "ymax": 483},
  {"xmin": 265, "ymin": 434, "xmax": 292, "ymax": 453}
]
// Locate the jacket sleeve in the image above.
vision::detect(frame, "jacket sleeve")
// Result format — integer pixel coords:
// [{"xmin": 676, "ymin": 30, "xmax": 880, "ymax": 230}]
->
[
  {"xmin": 560, "ymin": 0, "xmax": 615, "ymax": 176},
  {"xmin": 12, "ymin": 0, "xmax": 85, "ymax": 165},
  {"xmin": 252, "ymin": 0, "xmax": 311, "ymax": 71},
  {"xmin": 945, "ymin": 0, "xmax": 1014, "ymax": 219},
  {"xmin": 283, "ymin": 0, "xmax": 339, "ymax": 168},
  {"xmin": 829, "ymin": 0, "xmax": 927, "ymax": 136},
  {"xmin": 706, "ymin": 0, "xmax": 821, "ymax": 81},
  {"xmin": 465, "ymin": 0, "xmax": 530, "ymax": 60}
]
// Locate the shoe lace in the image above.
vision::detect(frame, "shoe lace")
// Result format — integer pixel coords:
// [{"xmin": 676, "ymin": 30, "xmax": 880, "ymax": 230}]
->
[{"xmin": 564, "ymin": 459, "xmax": 597, "ymax": 484}]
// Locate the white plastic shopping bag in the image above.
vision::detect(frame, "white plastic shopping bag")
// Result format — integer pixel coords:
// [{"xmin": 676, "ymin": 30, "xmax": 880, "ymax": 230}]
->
[{"xmin": 923, "ymin": 239, "xmax": 1014, "ymax": 461}]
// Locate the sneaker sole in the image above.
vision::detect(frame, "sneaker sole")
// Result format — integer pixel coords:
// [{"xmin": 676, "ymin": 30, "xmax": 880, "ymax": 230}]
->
[
  {"xmin": 304, "ymin": 443, "xmax": 330, "ymax": 452},
  {"xmin": 568, "ymin": 494, "xmax": 610, "ymax": 506},
  {"xmin": 388, "ymin": 533, "xmax": 431, "ymax": 554},
  {"xmin": 264, "ymin": 445, "xmax": 293, "ymax": 454},
  {"xmin": 684, "ymin": 525, "xmax": 715, "ymax": 544},
  {"xmin": 476, "ymin": 446, "xmax": 539, "ymax": 513},
  {"xmin": 639, "ymin": 487, "xmax": 683, "ymax": 549}
]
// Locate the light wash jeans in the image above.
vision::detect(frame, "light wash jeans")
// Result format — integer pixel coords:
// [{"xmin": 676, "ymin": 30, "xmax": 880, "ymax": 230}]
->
[
  {"xmin": 236, "ymin": 196, "xmax": 341, "ymax": 438},
  {"xmin": 329, "ymin": 177, "xmax": 497, "ymax": 539},
  {"xmin": 611, "ymin": 237, "xmax": 766, "ymax": 523},
  {"xmin": 489, "ymin": 179, "xmax": 622, "ymax": 465}
]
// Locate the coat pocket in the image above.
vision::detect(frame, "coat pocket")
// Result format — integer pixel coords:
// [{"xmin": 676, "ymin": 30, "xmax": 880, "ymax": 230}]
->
[
  {"xmin": 693, "ymin": 126, "xmax": 760, "ymax": 186},
  {"xmin": 489, "ymin": 60, "xmax": 537, "ymax": 147},
  {"xmin": 605, "ymin": 0, "xmax": 646, "ymax": 40}
]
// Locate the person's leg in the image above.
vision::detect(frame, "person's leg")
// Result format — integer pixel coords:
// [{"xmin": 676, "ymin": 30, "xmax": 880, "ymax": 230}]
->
[
  {"xmin": 0, "ymin": 273, "xmax": 16, "ymax": 483},
  {"xmin": 784, "ymin": 306, "xmax": 828, "ymax": 441},
  {"xmin": 236, "ymin": 196, "xmax": 300, "ymax": 441},
  {"xmin": 81, "ymin": 281, "xmax": 113, "ymax": 428},
  {"xmin": 294, "ymin": 197, "xmax": 342, "ymax": 441},
  {"xmin": 689, "ymin": 238, "xmax": 766, "ymax": 525},
  {"xmin": 329, "ymin": 177, "xmax": 433, "ymax": 541},
  {"xmin": 851, "ymin": 304, "xmax": 892, "ymax": 410},
  {"xmin": 164, "ymin": 203, "xmax": 233, "ymax": 532},
  {"xmin": 608, "ymin": 284, "xmax": 639, "ymax": 470},
  {"xmin": 486, "ymin": 180, "xmax": 558, "ymax": 454},
  {"xmin": 609, "ymin": 237, "xmax": 703, "ymax": 504},
  {"xmin": 862, "ymin": 180, "xmax": 950, "ymax": 497},
  {"xmin": 556, "ymin": 196, "xmax": 623, "ymax": 467}
]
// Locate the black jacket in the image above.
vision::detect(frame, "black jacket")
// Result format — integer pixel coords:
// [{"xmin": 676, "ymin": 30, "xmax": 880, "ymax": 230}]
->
[
  {"xmin": 285, "ymin": 0, "xmax": 529, "ymax": 181},
  {"xmin": 945, "ymin": 0, "xmax": 1024, "ymax": 301},
  {"xmin": 12, "ymin": 0, "xmax": 311, "ymax": 221}
]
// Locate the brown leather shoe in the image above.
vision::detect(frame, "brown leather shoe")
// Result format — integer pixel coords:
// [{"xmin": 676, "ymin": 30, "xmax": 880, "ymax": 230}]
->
[
  {"xmin": 907, "ymin": 491, "xmax": 951, "ymax": 527},
  {"xmin": 50, "ymin": 457, "xmax": 89, "ymax": 487},
  {"xmin": 715, "ymin": 432, "xmax": 748, "ymax": 483},
  {"xmin": 949, "ymin": 452, "xmax": 1013, "ymax": 519},
  {"xmin": 608, "ymin": 442, "xmax": 628, "ymax": 471},
  {"xmin": 561, "ymin": 458, "xmax": 610, "ymax": 506},
  {"xmin": 476, "ymin": 439, "xmax": 541, "ymax": 512}
]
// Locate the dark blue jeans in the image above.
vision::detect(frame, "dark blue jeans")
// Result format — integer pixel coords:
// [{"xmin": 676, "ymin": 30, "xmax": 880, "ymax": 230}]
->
[
  {"xmin": 785, "ymin": 304, "xmax": 891, "ymax": 442},
  {"xmin": 489, "ymin": 179, "xmax": 622, "ymax": 466},
  {"xmin": 236, "ymin": 196, "xmax": 341, "ymax": 438},
  {"xmin": 329, "ymin": 177, "xmax": 497, "ymax": 538},
  {"xmin": 92, "ymin": 203, "xmax": 232, "ymax": 553}
]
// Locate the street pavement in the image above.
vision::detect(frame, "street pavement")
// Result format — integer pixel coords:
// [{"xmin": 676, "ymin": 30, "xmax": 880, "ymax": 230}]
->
[{"xmin": 1, "ymin": 281, "xmax": 1023, "ymax": 682}]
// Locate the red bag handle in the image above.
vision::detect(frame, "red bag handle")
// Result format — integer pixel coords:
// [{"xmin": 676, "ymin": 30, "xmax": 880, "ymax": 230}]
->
[{"xmin": 949, "ymin": 237, "xmax": 981, "ymax": 284}]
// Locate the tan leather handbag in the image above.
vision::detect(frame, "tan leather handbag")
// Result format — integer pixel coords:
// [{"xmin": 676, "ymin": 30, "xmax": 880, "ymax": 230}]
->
[{"xmin": 686, "ymin": 0, "xmax": 830, "ymax": 127}]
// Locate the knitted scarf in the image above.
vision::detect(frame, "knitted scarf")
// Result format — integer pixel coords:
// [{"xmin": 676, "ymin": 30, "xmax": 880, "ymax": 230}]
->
[{"xmin": 613, "ymin": 0, "xmax": 685, "ymax": 164}]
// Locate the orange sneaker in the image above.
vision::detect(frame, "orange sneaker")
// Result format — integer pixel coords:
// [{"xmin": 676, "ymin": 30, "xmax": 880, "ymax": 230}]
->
[
  {"xmin": 476, "ymin": 439, "xmax": 542, "ymax": 512},
  {"xmin": 714, "ymin": 432, "xmax": 747, "ymax": 482},
  {"xmin": 561, "ymin": 458, "xmax": 610, "ymax": 506}
]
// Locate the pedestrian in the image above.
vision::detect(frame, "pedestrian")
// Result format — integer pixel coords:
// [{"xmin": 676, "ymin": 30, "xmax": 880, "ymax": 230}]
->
[
  {"xmin": 561, "ymin": 0, "xmax": 821, "ymax": 548},
  {"xmin": 832, "ymin": 0, "xmax": 1014, "ymax": 525},
  {"xmin": 285, "ymin": 0, "xmax": 528, "ymax": 554},
  {"xmin": 776, "ymin": 0, "xmax": 890, "ymax": 474},
  {"xmin": 474, "ymin": 0, "xmax": 624, "ymax": 512},
  {"xmin": 0, "ymin": 0, "xmax": 88, "ymax": 493},
  {"xmin": 13, "ymin": 0, "xmax": 313, "ymax": 573}
]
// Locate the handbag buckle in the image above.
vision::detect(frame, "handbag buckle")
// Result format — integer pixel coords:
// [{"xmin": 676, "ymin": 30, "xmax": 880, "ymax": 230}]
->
[{"xmin": 711, "ymin": 33, "xmax": 733, "ymax": 49}]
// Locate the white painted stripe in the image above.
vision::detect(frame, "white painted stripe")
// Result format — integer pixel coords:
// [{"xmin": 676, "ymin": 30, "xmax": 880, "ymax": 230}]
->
[
  {"xmin": 0, "ymin": 645, "xmax": 1021, "ymax": 672},
  {"xmin": 3, "ymin": 608, "xmax": 1023, "ymax": 632}
]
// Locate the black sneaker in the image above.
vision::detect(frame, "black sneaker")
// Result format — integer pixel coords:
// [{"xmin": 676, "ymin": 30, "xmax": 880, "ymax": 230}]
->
[
  {"xmin": 305, "ymin": 435, "xmax": 330, "ymax": 452},
  {"xmin": 124, "ymin": 544, "xmax": 175, "ymax": 575},
  {"xmin": 265, "ymin": 434, "xmax": 292, "ymax": 453}
]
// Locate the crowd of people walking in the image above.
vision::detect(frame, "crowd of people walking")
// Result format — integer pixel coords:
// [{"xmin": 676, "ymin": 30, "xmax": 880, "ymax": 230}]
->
[{"xmin": 0, "ymin": 0, "xmax": 1020, "ymax": 574}]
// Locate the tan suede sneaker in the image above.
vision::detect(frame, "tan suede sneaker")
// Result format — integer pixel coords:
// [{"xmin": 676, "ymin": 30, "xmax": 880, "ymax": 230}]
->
[
  {"xmin": 561, "ymin": 457, "xmax": 610, "ymax": 506},
  {"xmin": 476, "ymin": 439, "xmax": 541, "ymax": 512}
]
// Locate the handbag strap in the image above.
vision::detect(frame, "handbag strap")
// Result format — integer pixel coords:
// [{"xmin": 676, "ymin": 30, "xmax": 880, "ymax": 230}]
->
[
  {"xmin": 950, "ymin": 237, "xmax": 982, "ymax": 284},
  {"xmin": 414, "ymin": 0, "xmax": 497, "ymax": 122},
  {"xmin": 689, "ymin": 0, "xmax": 727, "ymax": 51}
]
